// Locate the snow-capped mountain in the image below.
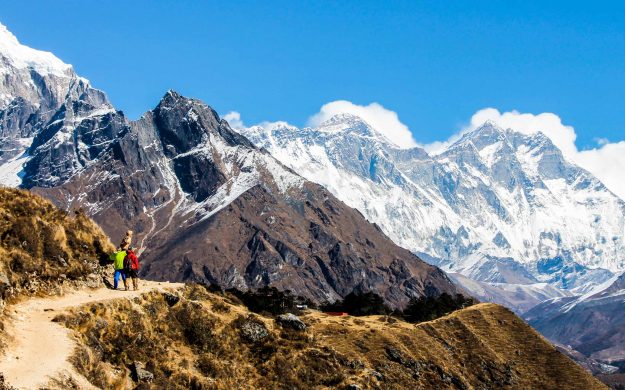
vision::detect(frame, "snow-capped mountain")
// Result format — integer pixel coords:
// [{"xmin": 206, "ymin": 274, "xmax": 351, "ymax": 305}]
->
[
  {"xmin": 0, "ymin": 22, "xmax": 113, "ymax": 187},
  {"xmin": 241, "ymin": 115, "xmax": 625, "ymax": 311},
  {"xmin": 0, "ymin": 23, "xmax": 459, "ymax": 307}
]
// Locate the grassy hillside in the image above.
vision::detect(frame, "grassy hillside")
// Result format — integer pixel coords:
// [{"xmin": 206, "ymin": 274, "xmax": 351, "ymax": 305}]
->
[
  {"xmin": 56, "ymin": 284, "xmax": 606, "ymax": 389},
  {"xmin": 0, "ymin": 188, "xmax": 114, "ymax": 305}
]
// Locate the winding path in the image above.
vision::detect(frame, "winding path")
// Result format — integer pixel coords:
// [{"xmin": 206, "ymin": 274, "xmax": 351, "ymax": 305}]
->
[{"xmin": 0, "ymin": 280, "xmax": 184, "ymax": 389}]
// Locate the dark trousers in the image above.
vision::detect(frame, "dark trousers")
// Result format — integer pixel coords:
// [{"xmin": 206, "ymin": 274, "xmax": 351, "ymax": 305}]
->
[{"xmin": 128, "ymin": 269, "xmax": 139, "ymax": 289}]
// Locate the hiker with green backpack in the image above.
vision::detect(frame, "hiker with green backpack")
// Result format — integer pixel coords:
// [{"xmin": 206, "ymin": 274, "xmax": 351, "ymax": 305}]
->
[{"xmin": 109, "ymin": 248, "xmax": 128, "ymax": 290}]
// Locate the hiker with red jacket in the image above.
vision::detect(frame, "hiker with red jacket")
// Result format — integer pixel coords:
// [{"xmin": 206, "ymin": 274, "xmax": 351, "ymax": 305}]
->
[{"xmin": 125, "ymin": 246, "xmax": 141, "ymax": 291}]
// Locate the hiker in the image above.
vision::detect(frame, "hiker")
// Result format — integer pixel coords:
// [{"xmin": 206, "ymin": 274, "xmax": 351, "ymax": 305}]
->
[
  {"xmin": 119, "ymin": 230, "xmax": 133, "ymax": 250},
  {"xmin": 125, "ymin": 246, "xmax": 140, "ymax": 291},
  {"xmin": 109, "ymin": 248, "xmax": 128, "ymax": 290}
]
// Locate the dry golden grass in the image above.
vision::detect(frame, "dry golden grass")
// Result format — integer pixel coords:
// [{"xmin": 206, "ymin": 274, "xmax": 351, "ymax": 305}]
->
[
  {"xmin": 0, "ymin": 188, "xmax": 115, "ymax": 353},
  {"xmin": 57, "ymin": 284, "xmax": 607, "ymax": 390},
  {"xmin": 0, "ymin": 188, "xmax": 114, "ymax": 301}
]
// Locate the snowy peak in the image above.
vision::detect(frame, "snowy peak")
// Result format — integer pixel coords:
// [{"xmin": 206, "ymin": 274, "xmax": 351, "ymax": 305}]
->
[
  {"xmin": 0, "ymin": 22, "xmax": 73, "ymax": 77},
  {"xmin": 466, "ymin": 120, "xmax": 506, "ymax": 139},
  {"xmin": 452, "ymin": 121, "xmax": 560, "ymax": 159},
  {"xmin": 316, "ymin": 113, "xmax": 398, "ymax": 146},
  {"xmin": 442, "ymin": 121, "xmax": 573, "ymax": 179},
  {"xmin": 447, "ymin": 121, "xmax": 509, "ymax": 154},
  {"xmin": 317, "ymin": 113, "xmax": 373, "ymax": 132},
  {"xmin": 154, "ymin": 90, "xmax": 256, "ymax": 155}
]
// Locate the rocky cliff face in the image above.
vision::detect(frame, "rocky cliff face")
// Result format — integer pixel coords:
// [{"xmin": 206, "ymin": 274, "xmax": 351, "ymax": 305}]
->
[
  {"xmin": 33, "ymin": 91, "xmax": 458, "ymax": 307},
  {"xmin": 0, "ymin": 22, "xmax": 113, "ymax": 187}
]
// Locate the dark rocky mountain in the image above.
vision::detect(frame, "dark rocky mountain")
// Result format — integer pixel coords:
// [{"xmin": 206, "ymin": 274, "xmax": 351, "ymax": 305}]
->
[
  {"xmin": 0, "ymin": 22, "xmax": 113, "ymax": 186},
  {"xmin": 27, "ymin": 91, "xmax": 459, "ymax": 307}
]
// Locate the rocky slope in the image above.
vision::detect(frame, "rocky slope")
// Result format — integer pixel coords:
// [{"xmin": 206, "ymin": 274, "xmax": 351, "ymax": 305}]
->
[
  {"xmin": 54, "ymin": 284, "xmax": 607, "ymax": 389},
  {"xmin": 240, "ymin": 116, "xmax": 625, "ymax": 311},
  {"xmin": 0, "ymin": 187, "xmax": 114, "ymax": 365}
]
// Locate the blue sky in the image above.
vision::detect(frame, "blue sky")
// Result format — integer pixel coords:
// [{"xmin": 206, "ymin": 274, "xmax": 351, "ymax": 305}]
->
[{"xmin": 2, "ymin": 1, "xmax": 624, "ymax": 149}]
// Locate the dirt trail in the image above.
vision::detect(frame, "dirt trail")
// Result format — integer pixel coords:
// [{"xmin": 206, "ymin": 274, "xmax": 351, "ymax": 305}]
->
[{"xmin": 0, "ymin": 280, "xmax": 184, "ymax": 389}]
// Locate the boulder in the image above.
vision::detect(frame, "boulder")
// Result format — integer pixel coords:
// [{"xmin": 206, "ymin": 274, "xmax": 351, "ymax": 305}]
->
[
  {"xmin": 163, "ymin": 292, "xmax": 180, "ymax": 307},
  {"xmin": 0, "ymin": 272, "xmax": 10, "ymax": 287},
  {"xmin": 238, "ymin": 317, "xmax": 270, "ymax": 343},
  {"xmin": 132, "ymin": 361, "xmax": 154, "ymax": 383},
  {"xmin": 276, "ymin": 313, "xmax": 306, "ymax": 331}
]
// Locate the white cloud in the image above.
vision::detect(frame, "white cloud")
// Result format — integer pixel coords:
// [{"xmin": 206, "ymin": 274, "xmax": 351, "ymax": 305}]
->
[
  {"xmin": 307, "ymin": 100, "xmax": 418, "ymax": 148},
  {"xmin": 575, "ymin": 141, "xmax": 625, "ymax": 201},
  {"xmin": 223, "ymin": 111, "xmax": 245, "ymax": 130},
  {"xmin": 430, "ymin": 107, "xmax": 625, "ymax": 200},
  {"xmin": 467, "ymin": 108, "xmax": 578, "ymax": 157},
  {"xmin": 224, "ymin": 111, "xmax": 296, "ymax": 132}
]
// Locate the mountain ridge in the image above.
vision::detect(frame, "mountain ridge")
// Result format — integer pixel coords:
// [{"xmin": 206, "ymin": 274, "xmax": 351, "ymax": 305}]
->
[{"xmin": 240, "ymin": 115, "xmax": 625, "ymax": 313}]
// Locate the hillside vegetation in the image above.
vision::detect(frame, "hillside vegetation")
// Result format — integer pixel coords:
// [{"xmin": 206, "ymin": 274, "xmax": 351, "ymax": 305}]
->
[
  {"xmin": 55, "ymin": 284, "xmax": 606, "ymax": 389},
  {"xmin": 0, "ymin": 188, "xmax": 114, "ymax": 306}
]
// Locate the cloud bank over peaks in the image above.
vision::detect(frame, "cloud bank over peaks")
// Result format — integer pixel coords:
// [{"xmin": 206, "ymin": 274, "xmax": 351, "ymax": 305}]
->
[
  {"xmin": 223, "ymin": 104, "xmax": 625, "ymax": 201},
  {"xmin": 307, "ymin": 100, "xmax": 419, "ymax": 149},
  {"xmin": 223, "ymin": 111, "xmax": 245, "ymax": 130}
]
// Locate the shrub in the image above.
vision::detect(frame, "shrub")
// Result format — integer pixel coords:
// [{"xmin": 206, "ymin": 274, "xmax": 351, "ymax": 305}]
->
[
  {"xmin": 226, "ymin": 286, "xmax": 312, "ymax": 316},
  {"xmin": 174, "ymin": 302, "xmax": 218, "ymax": 352},
  {"xmin": 401, "ymin": 293, "xmax": 475, "ymax": 323},
  {"xmin": 321, "ymin": 291, "xmax": 391, "ymax": 316}
]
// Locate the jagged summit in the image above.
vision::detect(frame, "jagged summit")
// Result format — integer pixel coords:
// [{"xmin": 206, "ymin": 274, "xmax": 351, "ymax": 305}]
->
[
  {"xmin": 315, "ymin": 113, "xmax": 399, "ymax": 147},
  {"xmin": 470, "ymin": 119, "xmax": 506, "ymax": 134}
]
